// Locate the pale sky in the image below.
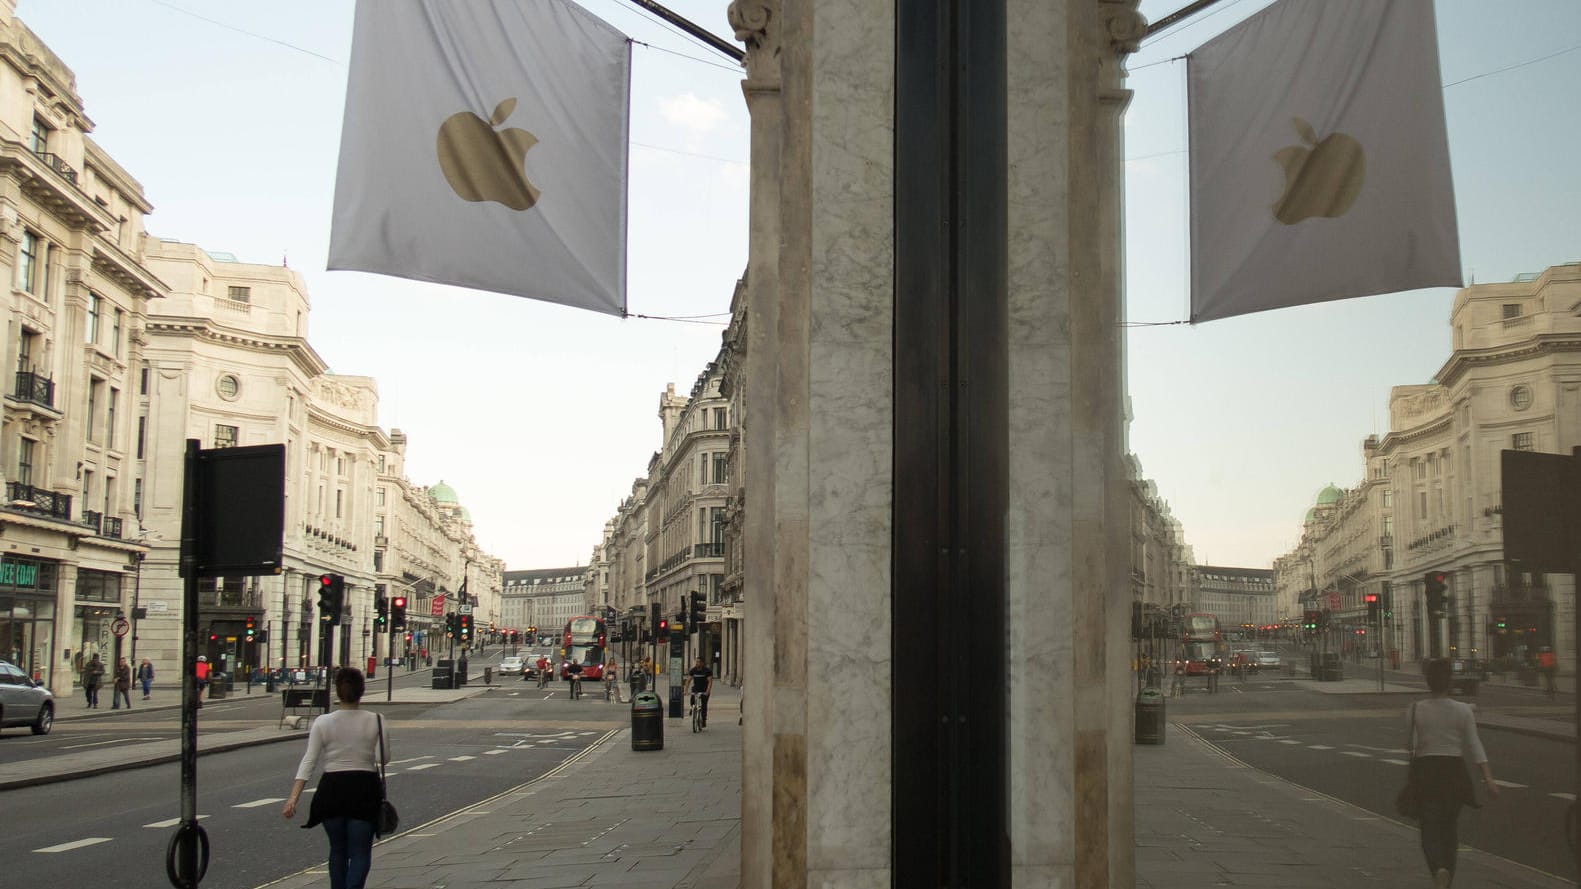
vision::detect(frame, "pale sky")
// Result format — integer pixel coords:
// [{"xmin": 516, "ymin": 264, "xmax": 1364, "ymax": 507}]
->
[{"xmin": 19, "ymin": 1, "xmax": 1581, "ymax": 571}]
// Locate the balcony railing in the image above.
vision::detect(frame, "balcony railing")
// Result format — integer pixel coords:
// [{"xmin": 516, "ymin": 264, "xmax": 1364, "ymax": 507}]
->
[
  {"xmin": 694, "ymin": 541, "xmax": 725, "ymax": 558},
  {"xmin": 12, "ymin": 371, "xmax": 55, "ymax": 408},
  {"xmin": 5, "ymin": 481, "xmax": 72, "ymax": 520},
  {"xmin": 101, "ymin": 515, "xmax": 123, "ymax": 539},
  {"xmin": 82, "ymin": 509, "xmax": 102, "ymax": 534},
  {"xmin": 30, "ymin": 149, "xmax": 79, "ymax": 185}
]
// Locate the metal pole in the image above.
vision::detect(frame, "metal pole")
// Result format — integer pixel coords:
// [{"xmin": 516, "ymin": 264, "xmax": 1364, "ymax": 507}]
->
[
  {"xmin": 176, "ymin": 439, "xmax": 202, "ymax": 888},
  {"xmin": 617, "ymin": 0, "xmax": 743, "ymax": 62},
  {"xmin": 1144, "ymin": 0, "xmax": 1230, "ymax": 38},
  {"xmin": 129, "ymin": 553, "xmax": 143, "ymax": 665}
]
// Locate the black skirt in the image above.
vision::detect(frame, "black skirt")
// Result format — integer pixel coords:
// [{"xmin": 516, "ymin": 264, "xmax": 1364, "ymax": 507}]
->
[
  {"xmin": 1410, "ymin": 755, "xmax": 1478, "ymax": 812},
  {"xmin": 303, "ymin": 770, "xmax": 382, "ymax": 828}
]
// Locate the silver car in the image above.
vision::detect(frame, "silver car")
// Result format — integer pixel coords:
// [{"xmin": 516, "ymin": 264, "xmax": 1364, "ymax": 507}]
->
[
  {"xmin": 498, "ymin": 656, "xmax": 525, "ymax": 677},
  {"xmin": 0, "ymin": 660, "xmax": 54, "ymax": 735}
]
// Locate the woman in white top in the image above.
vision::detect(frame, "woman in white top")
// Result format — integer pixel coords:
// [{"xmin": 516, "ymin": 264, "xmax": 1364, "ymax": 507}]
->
[
  {"xmin": 1409, "ymin": 658, "xmax": 1499, "ymax": 888},
  {"xmin": 281, "ymin": 668, "xmax": 389, "ymax": 889}
]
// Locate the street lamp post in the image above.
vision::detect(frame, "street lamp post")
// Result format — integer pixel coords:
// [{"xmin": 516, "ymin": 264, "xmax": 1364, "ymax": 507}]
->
[{"xmin": 128, "ymin": 551, "xmax": 145, "ymax": 666}]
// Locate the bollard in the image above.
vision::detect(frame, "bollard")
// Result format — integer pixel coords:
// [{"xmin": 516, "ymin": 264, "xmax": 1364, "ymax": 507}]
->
[{"xmin": 483, "ymin": 667, "xmax": 493, "ymax": 686}]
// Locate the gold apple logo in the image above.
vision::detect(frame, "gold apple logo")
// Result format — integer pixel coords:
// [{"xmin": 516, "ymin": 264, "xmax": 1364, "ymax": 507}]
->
[
  {"xmin": 1271, "ymin": 118, "xmax": 1365, "ymax": 225},
  {"xmin": 436, "ymin": 98, "xmax": 541, "ymax": 211}
]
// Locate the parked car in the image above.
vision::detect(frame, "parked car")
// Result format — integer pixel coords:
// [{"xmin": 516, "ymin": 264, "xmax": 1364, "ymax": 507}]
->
[
  {"xmin": 0, "ymin": 659, "xmax": 54, "ymax": 735},
  {"xmin": 1255, "ymin": 650, "xmax": 1281, "ymax": 669},
  {"xmin": 498, "ymin": 656, "xmax": 525, "ymax": 677}
]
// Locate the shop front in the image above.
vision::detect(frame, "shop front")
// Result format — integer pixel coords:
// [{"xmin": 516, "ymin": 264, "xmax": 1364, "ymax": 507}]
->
[
  {"xmin": 0, "ymin": 557, "xmax": 59, "ymax": 686},
  {"xmin": 72, "ymin": 568, "xmax": 125, "ymax": 687}
]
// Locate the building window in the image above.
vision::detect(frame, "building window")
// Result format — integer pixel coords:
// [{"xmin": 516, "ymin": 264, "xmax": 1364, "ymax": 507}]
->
[
  {"xmin": 712, "ymin": 453, "xmax": 728, "ymax": 484},
  {"xmin": 86, "ymin": 293, "xmax": 102, "ymax": 345},
  {"xmin": 1512, "ymin": 432, "xmax": 1534, "ymax": 452},
  {"xmin": 17, "ymin": 328, "xmax": 36, "ymax": 373},
  {"xmin": 112, "ymin": 309, "xmax": 124, "ymax": 357},
  {"xmin": 29, "ymin": 115, "xmax": 49, "ymax": 153},
  {"xmin": 87, "ymin": 378, "xmax": 103, "ymax": 443},
  {"xmin": 136, "ymin": 416, "xmax": 146, "ymax": 459},
  {"xmin": 75, "ymin": 569, "xmax": 122, "ymax": 604},
  {"xmin": 335, "ymin": 489, "xmax": 344, "ymax": 518},
  {"xmin": 107, "ymin": 387, "xmax": 119, "ymax": 442},
  {"xmin": 1510, "ymin": 385, "xmax": 1532, "ymax": 411},
  {"xmin": 139, "ymin": 364, "xmax": 150, "ymax": 395},
  {"xmin": 227, "ymin": 285, "xmax": 251, "ymax": 303},
  {"xmin": 16, "ymin": 437, "xmax": 35, "ymax": 486},
  {"xmin": 133, "ymin": 477, "xmax": 142, "ymax": 519},
  {"xmin": 214, "ymin": 424, "xmax": 238, "ymax": 449},
  {"xmin": 1417, "ymin": 491, "xmax": 1427, "ymax": 519},
  {"xmin": 1502, "ymin": 303, "xmax": 1522, "ymax": 321},
  {"xmin": 17, "ymin": 230, "xmax": 40, "ymax": 294},
  {"xmin": 376, "ymin": 487, "xmax": 385, "ymax": 506},
  {"xmin": 1382, "ymin": 488, "xmax": 1392, "ymax": 508},
  {"xmin": 714, "ymin": 407, "xmax": 728, "ymax": 430},
  {"xmin": 216, "ymin": 373, "xmax": 240, "ymax": 400}
]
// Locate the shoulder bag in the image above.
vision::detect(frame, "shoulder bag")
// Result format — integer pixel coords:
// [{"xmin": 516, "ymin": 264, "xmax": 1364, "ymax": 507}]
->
[
  {"xmin": 375, "ymin": 713, "xmax": 400, "ymax": 836},
  {"xmin": 1394, "ymin": 702, "xmax": 1421, "ymax": 818}
]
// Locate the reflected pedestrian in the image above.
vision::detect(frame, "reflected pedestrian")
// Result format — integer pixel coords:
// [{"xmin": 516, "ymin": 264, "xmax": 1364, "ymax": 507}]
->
[
  {"xmin": 1409, "ymin": 658, "xmax": 1499, "ymax": 887},
  {"xmin": 138, "ymin": 658, "xmax": 155, "ymax": 700},
  {"xmin": 112, "ymin": 656, "xmax": 132, "ymax": 709},
  {"xmin": 82, "ymin": 653, "xmax": 104, "ymax": 708},
  {"xmin": 1537, "ymin": 647, "xmax": 1557, "ymax": 698},
  {"xmin": 282, "ymin": 668, "xmax": 389, "ymax": 889}
]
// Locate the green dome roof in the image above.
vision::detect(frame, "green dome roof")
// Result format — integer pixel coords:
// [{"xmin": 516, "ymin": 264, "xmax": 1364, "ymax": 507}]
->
[
  {"xmin": 1314, "ymin": 483, "xmax": 1343, "ymax": 505},
  {"xmin": 458, "ymin": 506, "xmax": 472, "ymax": 521},
  {"xmin": 428, "ymin": 480, "xmax": 459, "ymax": 504},
  {"xmin": 1305, "ymin": 507, "xmax": 1318, "ymax": 523}
]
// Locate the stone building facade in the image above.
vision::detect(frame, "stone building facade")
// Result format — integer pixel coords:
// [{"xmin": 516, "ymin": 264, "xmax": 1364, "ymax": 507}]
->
[
  {"xmin": 1276, "ymin": 263, "xmax": 1580, "ymax": 669},
  {"xmin": 0, "ymin": 6, "xmax": 160, "ymax": 694},
  {"xmin": 500, "ymin": 567, "xmax": 589, "ymax": 643}
]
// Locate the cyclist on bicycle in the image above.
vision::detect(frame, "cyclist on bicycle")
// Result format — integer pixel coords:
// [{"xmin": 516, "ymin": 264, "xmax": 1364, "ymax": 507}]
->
[
  {"xmin": 687, "ymin": 657, "xmax": 714, "ymax": 728},
  {"xmin": 565, "ymin": 658, "xmax": 583, "ymax": 699}
]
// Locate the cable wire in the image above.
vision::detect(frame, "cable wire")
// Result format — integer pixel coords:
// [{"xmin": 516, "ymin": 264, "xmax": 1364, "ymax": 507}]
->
[{"xmin": 145, "ymin": 0, "xmax": 340, "ymax": 64}]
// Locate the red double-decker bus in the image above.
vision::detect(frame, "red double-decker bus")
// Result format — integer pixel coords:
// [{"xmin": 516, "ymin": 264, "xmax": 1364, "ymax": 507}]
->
[
  {"xmin": 560, "ymin": 616, "xmax": 608, "ymax": 680},
  {"xmin": 1179, "ymin": 613, "xmax": 1224, "ymax": 676}
]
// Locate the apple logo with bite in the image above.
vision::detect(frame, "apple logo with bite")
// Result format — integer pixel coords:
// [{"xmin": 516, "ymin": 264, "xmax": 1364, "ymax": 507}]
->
[
  {"xmin": 1271, "ymin": 117, "xmax": 1365, "ymax": 225},
  {"xmin": 436, "ymin": 98, "xmax": 541, "ymax": 211}
]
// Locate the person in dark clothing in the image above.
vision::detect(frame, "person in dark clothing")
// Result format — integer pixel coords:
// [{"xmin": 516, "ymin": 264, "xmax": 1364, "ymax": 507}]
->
[
  {"xmin": 112, "ymin": 656, "xmax": 132, "ymax": 709},
  {"xmin": 687, "ymin": 657, "xmax": 714, "ymax": 727},
  {"xmin": 137, "ymin": 658, "xmax": 155, "ymax": 700},
  {"xmin": 81, "ymin": 654, "xmax": 105, "ymax": 708},
  {"xmin": 1409, "ymin": 658, "xmax": 1499, "ymax": 888},
  {"xmin": 282, "ymin": 668, "xmax": 389, "ymax": 889}
]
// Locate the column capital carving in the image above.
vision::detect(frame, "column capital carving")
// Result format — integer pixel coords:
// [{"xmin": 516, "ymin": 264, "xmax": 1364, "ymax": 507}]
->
[
  {"xmin": 1101, "ymin": 0, "xmax": 1147, "ymax": 55},
  {"xmin": 727, "ymin": 0, "xmax": 778, "ymax": 80}
]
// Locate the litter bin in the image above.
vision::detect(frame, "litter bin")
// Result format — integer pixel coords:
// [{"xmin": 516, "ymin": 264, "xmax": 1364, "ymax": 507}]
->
[
  {"xmin": 208, "ymin": 673, "xmax": 229, "ymax": 700},
  {"xmin": 432, "ymin": 659, "xmax": 454, "ymax": 690},
  {"xmin": 1134, "ymin": 687, "xmax": 1165, "ymax": 745},
  {"xmin": 1320, "ymin": 652, "xmax": 1343, "ymax": 682},
  {"xmin": 631, "ymin": 691, "xmax": 664, "ymax": 751},
  {"xmin": 456, "ymin": 657, "xmax": 469, "ymax": 687},
  {"xmin": 483, "ymin": 666, "xmax": 493, "ymax": 685}
]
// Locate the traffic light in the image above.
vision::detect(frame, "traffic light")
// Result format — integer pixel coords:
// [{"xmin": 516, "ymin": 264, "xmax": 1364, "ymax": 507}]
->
[
  {"xmin": 317, "ymin": 574, "xmax": 345, "ymax": 625},
  {"xmin": 374, "ymin": 595, "xmax": 388, "ymax": 630},
  {"xmin": 1302, "ymin": 610, "xmax": 1320, "ymax": 631},
  {"xmin": 391, "ymin": 596, "xmax": 407, "ymax": 628},
  {"xmin": 1381, "ymin": 587, "xmax": 1394, "ymax": 619},
  {"xmin": 444, "ymin": 613, "xmax": 457, "ymax": 638},
  {"xmin": 403, "ymin": 631, "xmax": 413, "ymax": 644},
  {"xmin": 658, "ymin": 617, "xmax": 668, "ymax": 637},
  {"xmin": 458, "ymin": 613, "xmax": 472, "ymax": 642},
  {"xmin": 245, "ymin": 615, "xmax": 256, "ymax": 640},
  {"xmin": 1364, "ymin": 593, "xmax": 1379, "ymax": 622},
  {"xmin": 689, "ymin": 590, "xmax": 706, "ymax": 628},
  {"xmin": 1424, "ymin": 571, "xmax": 1448, "ymax": 613}
]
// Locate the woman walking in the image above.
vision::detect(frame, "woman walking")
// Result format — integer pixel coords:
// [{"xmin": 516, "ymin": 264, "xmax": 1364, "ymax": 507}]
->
[
  {"xmin": 1409, "ymin": 658, "xmax": 1500, "ymax": 887},
  {"xmin": 137, "ymin": 658, "xmax": 155, "ymax": 700},
  {"xmin": 281, "ymin": 669, "xmax": 389, "ymax": 889}
]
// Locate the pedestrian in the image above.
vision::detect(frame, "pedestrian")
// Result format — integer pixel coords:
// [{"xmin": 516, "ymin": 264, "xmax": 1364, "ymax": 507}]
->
[
  {"xmin": 82, "ymin": 653, "xmax": 105, "ymax": 708},
  {"xmin": 138, "ymin": 658, "xmax": 155, "ymax": 700},
  {"xmin": 282, "ymin": 668, "xmax": 389, "ymax": 889},
  {"xmin": 195, "ymin": 655, "xmax": 211, "ymax": 707},
  {"xmin": 112, "ymin": 656, "xmax": 133, "ymax": 710},
  {"xmin": 1537, "ymin": 647, "xmax": 1557, "ymax": 698},
  {"xmin": 1408, "ymin": 658, "xmax": 1500, "ymax": 888}
]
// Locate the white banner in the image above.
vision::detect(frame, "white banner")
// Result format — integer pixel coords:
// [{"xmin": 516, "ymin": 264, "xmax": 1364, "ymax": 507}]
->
[
  {"xmin": 330, "ymin": 0, "xmax": 631, "ymax": 316},
  {"xmin": 1188, "ymin": 0, "xmax": 1460, "ymax": 322}
]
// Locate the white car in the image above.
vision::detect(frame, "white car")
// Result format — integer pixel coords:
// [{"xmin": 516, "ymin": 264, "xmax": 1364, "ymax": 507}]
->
[
  {"xmin": 498, "ymin": 656, "xmax": 525, "ymax": 677},
  {"xmin": 1256, "ymin": 650, "xmax": 1281, "ymax": 669}
]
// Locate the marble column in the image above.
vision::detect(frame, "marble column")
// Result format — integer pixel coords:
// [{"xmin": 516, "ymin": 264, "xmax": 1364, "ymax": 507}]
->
[{"xmin": 735, "ymin": 1, "xmax": 1140, "ymax": 885}]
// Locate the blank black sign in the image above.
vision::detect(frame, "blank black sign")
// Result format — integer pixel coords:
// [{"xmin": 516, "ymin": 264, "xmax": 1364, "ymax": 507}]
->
[
  {"xmin": 1501, "ymin": 449, "xmax": 1577, "ymax": 573},
  {"xmin": 195, "ymin": 443, "xmax": 285, "ymax": 577}
]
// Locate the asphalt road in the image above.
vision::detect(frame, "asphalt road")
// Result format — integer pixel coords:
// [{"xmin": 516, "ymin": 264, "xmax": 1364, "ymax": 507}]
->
[
  {"xmin": 0, "ymin": 678, "xmax": 631, "ymax": 889},
  {"xmin": 1168, "ymin": 672, "xmax": 1577, "ymax": 881}
]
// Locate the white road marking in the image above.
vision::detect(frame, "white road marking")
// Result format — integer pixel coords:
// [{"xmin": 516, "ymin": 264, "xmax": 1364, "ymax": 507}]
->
[
  {"xmin": 406, "ymin": 763, "xmax": 441, "ymax": 771},
  {"xmin": 1381, "ymin": 759, "xmax": 1409, "ymax": 766},
  {"xmin": 449, "ymin": 755, "xmax": 476, "ymax": 762},
  {"xmin": 1493, "ymin": 780, "xmax": 1526, "ymax": 789},
  {"xmin": 35, "ymin": 838, "xmax": 111, "ymax": 853},
  {"xmin": 1342, "ymin": 752, "xmax": 1371, "ymax": 758},
  {"xmin": 1552, "ymin": 792, "xmax": 1577, "ymax": 801},
  {"xmin": 482, "ymin": 749, "xmax": 509, "ymax": 755},
  {"xmin": 1308, "ymin": 745, "xmax": 1334, "ymax": 750},
  {"xmin": 1278, "ymin": 740, "xmax": 1302, "ymax": 745},
  {"xmin": 60, "ymin": 737, "xmax": 162, "ymax": 750},
  {"xmin": 144, "ymin": 816, "xmax": 211, "ymax": 829},
  {"xmin": 388, "ymin": 755, "xmax": 435, "ymax": 766},
  {"xmin": 234, "ymin": 798, "xmax": 285, "ymax": 808}
]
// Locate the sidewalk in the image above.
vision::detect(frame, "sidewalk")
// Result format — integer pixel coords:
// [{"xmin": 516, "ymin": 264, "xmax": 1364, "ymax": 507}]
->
[{"xmin": 256, "ymin": 685, "xmax": 744, "ymax": 889}]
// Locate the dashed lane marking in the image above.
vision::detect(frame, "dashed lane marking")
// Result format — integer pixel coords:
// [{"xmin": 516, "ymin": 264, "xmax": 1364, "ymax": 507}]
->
[
  {"xmin": 389, "ymin": 755, "xmax": 436, "ymax": 766},
  {"xmin": 1552, "ymin": 792, "xmax": 1577, "ymax": 801},
  {"xmin": 234, "ymin": 798, "xmax": 285, "ymax": 808},
  {"xmin": 144, "ymin": 816, "xmax": 210, "ymax": 828},
  {"xmin": 482, "ymin": 749, "xmax": 509, "ymax": 755},
  {"xmin": 1278, "ymin": 740, "xmax": 1302, "ymax": 745},
  {"xmin": 1493, "ymin": 779, "xmax": 1526, "ymax": 789},
  {"xmin": 1382, "ymin": 759, "xmax": 1409, "ymax": 766},
  {"xmin": 449, "ymin": 755, "xmax": 476, "ymax": 761},
  {"xmin": 35, "ymin": 838, "xmax": 112, "ymax": 853},
  {"xmin": 60, "ymin": 737, "xmax": 162, "ymax": 750},
  {"xmin": 1308, "ymin": 745, "xmax": 1334, "ymax": 750},
  {"xmin": 406, "ymin": 763, "xmax": 441, "ymax": 771},
  {"xmin": 1341, "ymin": 752, "xmax": 1371, "ymax": 758}
]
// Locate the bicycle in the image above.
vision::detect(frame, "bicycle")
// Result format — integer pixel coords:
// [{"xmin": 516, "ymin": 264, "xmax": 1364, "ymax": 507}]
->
[
  {"xmin": 690, "ymin": 691, "xmax": 708, "ymax": 733},
  {"xmin": 604, "ymin": 674, "xmax": 616, "ymax": 702},
  {"xmin": 568, "ymin": 673, "xmax": 582, "ymax": 700}
]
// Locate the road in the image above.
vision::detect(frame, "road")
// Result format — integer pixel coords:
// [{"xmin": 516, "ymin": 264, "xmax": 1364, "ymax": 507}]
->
[
  {"xmin": 1165, "ymin": 662, "xmax": 1576, "ymax": 882},
  {"xmin": 0, "ymin": 654, "xmax": 631, "ymax": 889}
]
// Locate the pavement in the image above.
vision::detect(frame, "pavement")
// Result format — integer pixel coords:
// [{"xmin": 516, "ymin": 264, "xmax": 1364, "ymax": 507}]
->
[{"xmin": 17, "ymin": 672, "xmax": 1575, "ymax": 888}]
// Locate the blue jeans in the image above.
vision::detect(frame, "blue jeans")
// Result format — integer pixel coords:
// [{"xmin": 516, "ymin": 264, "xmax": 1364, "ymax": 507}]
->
[{"xmin": 322, "ymin": 817, "xmax": 375, "ymax": 889}]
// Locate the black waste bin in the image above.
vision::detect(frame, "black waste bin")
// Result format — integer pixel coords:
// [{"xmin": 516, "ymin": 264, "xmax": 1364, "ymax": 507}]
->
[
  {"xmin": 631, "ymin": 691, "xmax": 664, "ymax": 751},
  {"xmin": 483, "ymin": 667, "xmax": 493, "ymax": 685},
  {"xmin": 432, "ymin": 659, "xmax": 454, "ymax": 690},
  {"xmin": 208, "ymin": 673, "xmax": 230, "ymax": 700},
  {"xmin": 1320, "ymin": 652, "xmax": 1343, "ymax": 682},
  {"xmin": 1134, "ymin": 687, "xmax": 1166, "ymax": 745},
  {"xmin": 456, "ymin": 658, "xmax": 469, "ymax": 687}
]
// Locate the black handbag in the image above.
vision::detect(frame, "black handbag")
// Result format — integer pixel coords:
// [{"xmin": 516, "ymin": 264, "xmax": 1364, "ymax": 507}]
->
[
  {"xmin": 1395, "ymin": 703, "xmax": 1421, "ymax": 818},
  {"xmin": 375, "ymin": 714, "xmax": 399, "ymax": 836}
]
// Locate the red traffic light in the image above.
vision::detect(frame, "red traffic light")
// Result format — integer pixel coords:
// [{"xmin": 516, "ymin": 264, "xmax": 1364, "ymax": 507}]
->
[
  {"xmin": 1364, "ymin": 593, "xmax": 1378, "ymax": 603},
  {"xmin": 319, "ymin": 574, "xmax": 333, "ymax": 586},
  {"xmin": 392, "ymin": 596, "xmax": 406, "ymax": 608}
]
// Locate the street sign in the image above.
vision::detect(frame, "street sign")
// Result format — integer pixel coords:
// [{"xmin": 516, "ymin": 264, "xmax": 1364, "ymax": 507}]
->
[
  {"xmin": 459, "ymin": 604, "xmax": 473, "ymax": 615},
  {"xmin": 1326, "ymin": 592, "xmax": 1341, "ymax": 611},
  {"xmin": 429, "ymin": 595, "xmax": 445, "ymax": 617},
  {"xmin": 111, "ymin": 617, "xmax": 130, "ymax": 637}
]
